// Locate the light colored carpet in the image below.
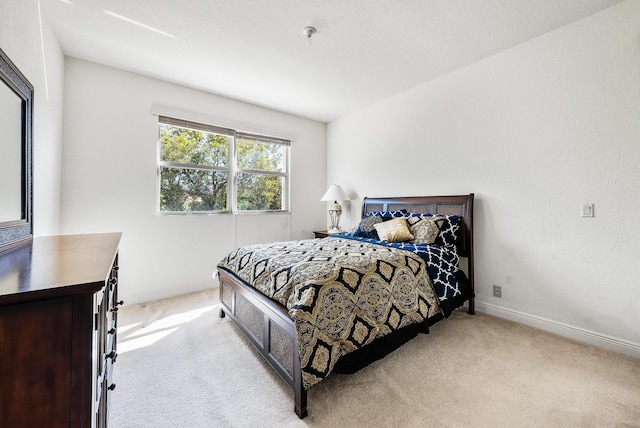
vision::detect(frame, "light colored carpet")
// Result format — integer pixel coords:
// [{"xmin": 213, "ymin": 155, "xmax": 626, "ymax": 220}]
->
[{"xmin": 109, "ymin": 289, "xmax": 640, "ymax": 428}]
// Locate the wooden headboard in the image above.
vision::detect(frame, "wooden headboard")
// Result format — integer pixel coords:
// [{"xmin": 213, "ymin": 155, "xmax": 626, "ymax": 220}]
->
[{"xmin": 361, "ymin": 194, "xmax": 475, "ymax": 313}]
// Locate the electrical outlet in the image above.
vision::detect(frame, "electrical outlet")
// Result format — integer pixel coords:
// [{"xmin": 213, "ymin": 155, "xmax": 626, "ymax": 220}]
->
[{"xmin": 493, "ymin": 285, "xmax": 502, "ymax": 298}]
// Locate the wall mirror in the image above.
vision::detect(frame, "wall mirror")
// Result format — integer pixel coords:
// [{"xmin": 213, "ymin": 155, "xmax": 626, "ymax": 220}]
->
[{"xmin": 0, "ymin": 47, "xmax": 33, "ymax": 251}]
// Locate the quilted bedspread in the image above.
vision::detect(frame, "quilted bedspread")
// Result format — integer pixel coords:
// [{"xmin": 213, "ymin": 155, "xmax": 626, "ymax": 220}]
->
[{"xmin": 218, "ymin": 236, "xmax": 442, "ymax": 389}]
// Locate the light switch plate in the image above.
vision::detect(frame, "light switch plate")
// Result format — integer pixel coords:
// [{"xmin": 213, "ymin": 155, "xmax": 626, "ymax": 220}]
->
[{"xmin": 581, "ymin": 204, "xmax": 594, "ymax": 218}]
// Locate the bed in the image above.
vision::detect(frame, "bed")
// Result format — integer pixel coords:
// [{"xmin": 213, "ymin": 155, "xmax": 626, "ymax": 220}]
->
[{"xmin": 217, "ymin": 194, "xmax": 475, "ymax": 418}]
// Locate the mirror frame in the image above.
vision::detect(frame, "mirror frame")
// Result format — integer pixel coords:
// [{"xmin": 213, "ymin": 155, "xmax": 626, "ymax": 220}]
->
[{"xmin": 0, "ymin": 47, "xmax": 33, "ymax": 252}]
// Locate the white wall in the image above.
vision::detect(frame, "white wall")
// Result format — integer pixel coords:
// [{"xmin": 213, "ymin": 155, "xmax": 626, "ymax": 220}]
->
[
  {"xmin": 60, "ymin": 58, "xmax": 327, "ymax": 304},
  {"xmin": 0, "ymin": 0, "xmax": 65, "ymax": 236},
  {"xmin": 328, "ymin": 1, "xmax": 640, "ymax": 355}
]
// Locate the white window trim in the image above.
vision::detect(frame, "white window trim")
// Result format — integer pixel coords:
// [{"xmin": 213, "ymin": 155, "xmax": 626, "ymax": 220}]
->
[{"xmin": 151, "ymin": 103, "xmax": 297, "ymax": 142}]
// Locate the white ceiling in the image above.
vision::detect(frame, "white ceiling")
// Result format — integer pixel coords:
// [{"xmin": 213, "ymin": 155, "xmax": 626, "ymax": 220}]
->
[{"xmin": 41, "ymin": 0, "xmax": 624, "ymax": 123}]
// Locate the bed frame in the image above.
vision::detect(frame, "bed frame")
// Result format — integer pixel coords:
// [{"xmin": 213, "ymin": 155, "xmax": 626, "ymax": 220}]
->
[{"xmin": 217, "ymin": 194, "xmax": 474, "ymax": 418}]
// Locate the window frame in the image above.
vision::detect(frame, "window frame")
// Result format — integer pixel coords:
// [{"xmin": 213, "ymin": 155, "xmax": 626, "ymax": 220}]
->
[
  {"xmin": 157, "ymin": 116, "xmax": 290, "ymax": 215},
  {"xmin": 233, "ymin": 131, "xmax": 290, "ymax": 214}
]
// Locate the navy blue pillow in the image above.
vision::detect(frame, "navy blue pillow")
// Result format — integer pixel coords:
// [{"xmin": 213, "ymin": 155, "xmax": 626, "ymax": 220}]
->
[
  {"xmin": 437, "ymin": 215, "xmax": 461, "ymax": 246},
  {"xmin": 365, "ymin": 209, "xmax": 407, "ymax": 219},
  {"xmin": 353, "ymin": 215, "xmax": 383, "ymax": 239}
]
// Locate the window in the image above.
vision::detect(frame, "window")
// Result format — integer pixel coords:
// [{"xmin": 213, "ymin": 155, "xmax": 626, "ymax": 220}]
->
[{"xmin": 158, "ymin": 116, "xmax": 290, "ymax": 214}]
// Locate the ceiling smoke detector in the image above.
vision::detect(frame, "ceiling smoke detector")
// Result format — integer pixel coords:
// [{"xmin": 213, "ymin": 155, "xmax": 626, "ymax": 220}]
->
[{"xmin": 302, "ymin": 26, "xmax": 316, "ymax": 46}]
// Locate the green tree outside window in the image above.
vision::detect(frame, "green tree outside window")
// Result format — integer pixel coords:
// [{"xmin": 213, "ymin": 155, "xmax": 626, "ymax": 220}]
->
[{"xmin": 158, "ymin": 119, "xmax": 289, "ymax": 213}]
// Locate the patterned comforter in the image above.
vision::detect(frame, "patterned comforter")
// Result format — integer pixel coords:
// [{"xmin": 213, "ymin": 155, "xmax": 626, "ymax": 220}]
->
[{"xmin": 218, "ymin": 236, "xmax": 444, "ymax": 389}]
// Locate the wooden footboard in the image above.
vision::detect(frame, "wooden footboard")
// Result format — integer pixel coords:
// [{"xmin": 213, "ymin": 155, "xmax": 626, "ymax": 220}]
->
[{"xmin": 217, "ymin": 267, "xmax": 307, "ymax": 418}]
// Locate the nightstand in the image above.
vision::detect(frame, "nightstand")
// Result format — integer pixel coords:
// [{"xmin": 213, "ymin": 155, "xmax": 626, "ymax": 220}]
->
[{"xmin": 314, "ymin": 230, "xmax": 330, "ymax": 238}]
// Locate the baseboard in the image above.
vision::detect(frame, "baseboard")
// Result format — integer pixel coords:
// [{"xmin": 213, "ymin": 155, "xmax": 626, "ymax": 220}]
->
[
  {"xmin": 476, "ymin": 300, "xmax": 640, "ymax": 360},
  {"xmin": 122, "ymin": 280, "xmax": 215, "ymax": 305}
]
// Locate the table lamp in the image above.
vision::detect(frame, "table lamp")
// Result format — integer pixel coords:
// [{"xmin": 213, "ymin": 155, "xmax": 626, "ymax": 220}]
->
[{"xmin": 320, "ymin": 184, "xmax": 350, "ymax": 233}]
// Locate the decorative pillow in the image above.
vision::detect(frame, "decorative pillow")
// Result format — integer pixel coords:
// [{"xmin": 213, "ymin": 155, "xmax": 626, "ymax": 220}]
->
[
  {"xmin": 373, "ymin": 217, "xmax": 414, "ymax": 242},
  {"xmin": 406, "ymin": 216, "xmax": 445, "ymax": 245},
  {"xmin": 353, "ymin": 215, "xmax": 383, "ymax": 239},
  {"xmin": 405, "ymin": 213, "xmax": 461, "ymax": 246}
]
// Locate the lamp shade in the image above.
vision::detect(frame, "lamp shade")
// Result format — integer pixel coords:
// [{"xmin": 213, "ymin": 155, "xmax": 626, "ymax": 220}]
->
[{"xmin": 320, "ymin": 184, "xmax": 350, "ymax": 202}]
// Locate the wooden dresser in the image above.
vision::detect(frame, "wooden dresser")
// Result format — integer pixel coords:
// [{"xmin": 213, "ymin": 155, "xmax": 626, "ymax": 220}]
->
[{"xmin": 0, "ymin": 233, "xmax": 122, "ymax": 428}]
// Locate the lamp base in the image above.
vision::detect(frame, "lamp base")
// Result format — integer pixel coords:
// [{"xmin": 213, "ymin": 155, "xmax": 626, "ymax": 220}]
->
[{"xmin": 328, "ymin": 203, "xmax": 343, "ymax": 234}]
